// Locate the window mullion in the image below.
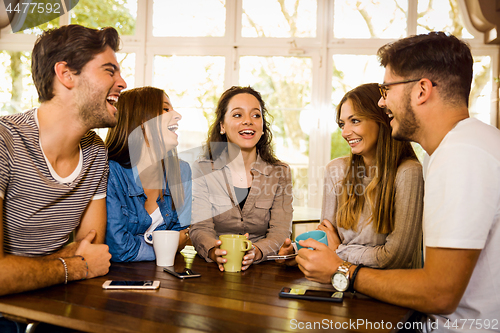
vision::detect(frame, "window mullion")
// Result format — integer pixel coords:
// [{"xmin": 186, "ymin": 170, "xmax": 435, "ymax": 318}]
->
[
  {"xmin": 307, "ymin": 0, "xmax": 333, "ymax": 208},
  {"xmin": 407, "ymin": 0, "xmax": 418, "ymax": 36},
  {"xmin": 131, "ymin": 0, "xmax": 149, "ymax": 87},
  {"xmin": 227, "ymin": 0, "xmax": 239, "ymax": 87}
]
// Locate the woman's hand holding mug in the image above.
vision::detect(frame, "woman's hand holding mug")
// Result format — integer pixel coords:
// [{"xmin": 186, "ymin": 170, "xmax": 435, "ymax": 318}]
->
[{"xmin": 317, "ymin": 219, "xmax": 341, "ymax": 251}]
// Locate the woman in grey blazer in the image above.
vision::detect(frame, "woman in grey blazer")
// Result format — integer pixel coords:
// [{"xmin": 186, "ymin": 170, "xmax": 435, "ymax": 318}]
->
[{"xmin": 190, "ymin": 86, "xmax": 293, "ymax": 271}]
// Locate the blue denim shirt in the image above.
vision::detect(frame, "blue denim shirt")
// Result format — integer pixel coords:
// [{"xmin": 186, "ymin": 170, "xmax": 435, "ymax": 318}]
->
[{"xmin": 106, "ymin": 160, "xmax": 192, "ymax": 262}]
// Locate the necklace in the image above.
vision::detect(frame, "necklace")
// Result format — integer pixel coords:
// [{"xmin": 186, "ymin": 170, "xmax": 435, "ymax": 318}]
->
[{"xmin": 230, "ymin": 167, "xmax": 246, "ymax": 182}]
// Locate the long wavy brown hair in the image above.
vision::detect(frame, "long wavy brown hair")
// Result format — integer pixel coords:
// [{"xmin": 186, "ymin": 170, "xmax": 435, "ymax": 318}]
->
[
  {"xmin": 204, "ymin": 86, "xmax": 280, "ymax": 165},
  {"xmin": 335, "ymin": 83, "xmax": 418, "ymax": 234},
  {"xmin": 105, "ymin": 86, "xmax": 184, "ymax": 208}
]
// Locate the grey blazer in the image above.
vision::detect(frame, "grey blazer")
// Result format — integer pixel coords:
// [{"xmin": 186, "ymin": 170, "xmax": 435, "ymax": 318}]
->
[{"xmin": 190, "ymin": 149, "xmax": 293, "ymax": 263}]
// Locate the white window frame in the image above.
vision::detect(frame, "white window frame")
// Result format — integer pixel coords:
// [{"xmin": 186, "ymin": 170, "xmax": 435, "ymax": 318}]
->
[{"xmin": 0, "ymin": 0, "xmax": 497, "ymax": 208}]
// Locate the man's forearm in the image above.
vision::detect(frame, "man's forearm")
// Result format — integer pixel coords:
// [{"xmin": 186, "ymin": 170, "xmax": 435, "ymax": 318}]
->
[
  {"xmin": 353, "ymin": 247, "xmax": 480, "ymax": 315},
  {"xmin": 0, "ymin": 255, "xmax": 65, "ymax": 296},
  {"xmin": 43, "ymin": 241, "xmax": 80, "ymax": 259},
  {"xmin": 353, "ymin": 266, "xmax": 441, "ymax": 313},
  {"xmin": 0, "ymin": 253, "xmax": 88, "ymax": 296}
]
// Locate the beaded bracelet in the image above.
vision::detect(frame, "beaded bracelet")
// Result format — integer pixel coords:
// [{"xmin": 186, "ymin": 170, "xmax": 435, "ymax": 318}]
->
[
  {"xmin": 57, "ymin": 257, "xmax": 68, "ymax": 284},
  {"xmin": 75, "ymin": 255, "xmax": 89, "ymax": 280}
]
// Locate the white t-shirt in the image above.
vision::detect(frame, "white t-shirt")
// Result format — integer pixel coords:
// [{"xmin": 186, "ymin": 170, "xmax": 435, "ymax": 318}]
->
[
  {"xmin": 144, "ymin": 207, "xmax": 163, "ymax": 243},
  {"xmin": 423, "ymin": 118, "xmax": 500, "ymax": 332}
]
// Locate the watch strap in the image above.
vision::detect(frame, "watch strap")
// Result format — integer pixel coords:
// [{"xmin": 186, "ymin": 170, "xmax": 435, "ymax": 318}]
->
[
  {"xmin": 348, "ymin": 264, "xmax": 364, "ymax": 293},
  {"xmin": 338, "ymin": 261, "xmax": 352, "ymax": 274}
]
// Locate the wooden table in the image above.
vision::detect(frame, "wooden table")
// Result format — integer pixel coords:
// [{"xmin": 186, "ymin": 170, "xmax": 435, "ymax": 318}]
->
[{"xmin": 0, "ymin": 253, "xmax": 413, "ymax": 332}]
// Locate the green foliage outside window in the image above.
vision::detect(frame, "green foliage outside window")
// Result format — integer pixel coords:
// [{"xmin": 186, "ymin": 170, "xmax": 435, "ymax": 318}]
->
[{"xmin": 1, "ymin": 0, "xmax": 136, "ymax": 116}]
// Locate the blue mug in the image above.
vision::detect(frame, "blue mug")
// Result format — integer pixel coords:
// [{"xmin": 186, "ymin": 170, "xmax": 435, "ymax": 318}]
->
[{"xmin": 295, "ymin": 230, "xmax": 328, "ymax": 250}]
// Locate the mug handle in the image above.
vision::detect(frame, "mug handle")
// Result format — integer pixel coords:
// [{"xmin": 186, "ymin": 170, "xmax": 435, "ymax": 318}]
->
[
  {"xmin": 241, "ymin": 240, "xmax": 252, "ymax": 252},
  {"xmin": 144, "ymin": 233, "xmax": 153, "ymax": 245}
]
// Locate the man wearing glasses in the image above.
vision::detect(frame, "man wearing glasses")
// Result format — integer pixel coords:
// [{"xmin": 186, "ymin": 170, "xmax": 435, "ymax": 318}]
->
[{"xmin": 297, "ymin": 32, "xmax": 500, "ymax": 332}]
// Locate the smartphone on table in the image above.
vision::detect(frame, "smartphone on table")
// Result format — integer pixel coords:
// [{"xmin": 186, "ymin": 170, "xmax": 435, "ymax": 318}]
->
[
  {"xmin": 279, "ymin": 287, "xmax": 343, "ymax": 302},
  {"xmin": 102, "ymin": 280, "xmax": 160, "ymax": 290},
  {"xmin": 268, "ymin": 242, "xmax": 298, "ymax": 260},
  {"xmin": 163, "ymin": 267, "xmax": 201, "ymax": 279},
  {"xmin": 267, "ymin": 253, "xmax": 298, "ymax": 260}
]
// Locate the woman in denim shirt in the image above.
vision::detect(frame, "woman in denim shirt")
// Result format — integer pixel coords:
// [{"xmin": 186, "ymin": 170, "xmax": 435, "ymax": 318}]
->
[{"xmin": 105, "ymin": 87, "xmax": 191, "ymax": 262}]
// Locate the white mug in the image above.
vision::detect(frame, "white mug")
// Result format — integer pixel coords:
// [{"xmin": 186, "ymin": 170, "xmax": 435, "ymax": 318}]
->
[{"xmin": 145, "ymin": 230, "xmax": 179, "ymax": 266}]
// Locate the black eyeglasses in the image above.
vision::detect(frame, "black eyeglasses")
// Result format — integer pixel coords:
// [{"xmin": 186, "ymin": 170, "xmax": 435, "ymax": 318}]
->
[{"xmin": 378, "ymin": 79, "xmax": 436, "ymax": 99}]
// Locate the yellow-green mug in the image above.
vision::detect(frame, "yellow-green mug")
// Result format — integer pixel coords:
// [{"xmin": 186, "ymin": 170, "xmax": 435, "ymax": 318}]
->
[{"xmin": 219, "ymin": 235, "xmax": 252, "ymax": 272}]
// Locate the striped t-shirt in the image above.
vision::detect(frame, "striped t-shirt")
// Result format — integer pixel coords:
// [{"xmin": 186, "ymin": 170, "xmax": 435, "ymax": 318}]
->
[{"xmin": 0, "ymin": 108, "xmax": 109, "ymax": 256}]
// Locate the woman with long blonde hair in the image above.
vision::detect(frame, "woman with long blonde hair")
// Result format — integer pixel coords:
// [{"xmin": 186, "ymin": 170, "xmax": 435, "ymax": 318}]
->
[{"xmin": 280, "ymin": 83, "xmax": 423, "ymax": 269}]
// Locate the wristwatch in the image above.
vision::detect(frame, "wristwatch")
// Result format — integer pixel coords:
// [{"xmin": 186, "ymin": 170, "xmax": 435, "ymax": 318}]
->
[{"xmin": 331, "ymin": 261, "xmax": 352, "ymax": 292}]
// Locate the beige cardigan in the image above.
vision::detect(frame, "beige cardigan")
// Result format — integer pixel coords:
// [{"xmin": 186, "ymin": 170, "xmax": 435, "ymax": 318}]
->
[
  {"xmin": 322, "ymin": 157, "xmax": 424, "ymax": 269},
  {"xmin": 190, "ymin": 149, "xmax": 293, "ymax": 263}
]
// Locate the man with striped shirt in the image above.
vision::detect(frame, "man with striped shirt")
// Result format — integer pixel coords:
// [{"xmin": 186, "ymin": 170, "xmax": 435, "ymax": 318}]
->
[{"xmin": 0, "ymin": 24, "xmax": 127, "ymax": 297}]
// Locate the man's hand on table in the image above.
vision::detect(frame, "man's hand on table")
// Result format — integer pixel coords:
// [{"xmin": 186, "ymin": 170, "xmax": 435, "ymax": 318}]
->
[{"xmin": 74, "ymin": 229, "xmax": 111, "ymax": 279}]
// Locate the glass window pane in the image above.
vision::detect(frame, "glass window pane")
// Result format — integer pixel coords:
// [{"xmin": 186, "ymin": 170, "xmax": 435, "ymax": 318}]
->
[
  {"xmin": 331, "ymin": 55, "xmax": 385, "ymax": 108},
  {"xmin": 0, "ymin": 51, "xmax": 39, "ymax": 116},
  {"xmin": 117, "ymin": 53, "xmax": 136, "ymax": 89},
  {"xmin": 15, "ymin": 17, "xmax": 60, "ymax": 35},
  {"xmin": 96, "ymin": 52, "xmax": 136, "ymax": 140},
  {"xmin": 6, "ymin": 0, "xmax": 68, "ymax": 34},
  {"xmin": 417, "ymin": 0, "xmax": 474, "ymax": 38},
  {"xmin": 333, "ymin": 0, "xmax": 407, "ymax": 39},
  {"xmin": 470, "ymin": 56, "xmax": 492, "ymax": 124},
  {"xmin": 331, "ymin": 54, "xmax": 385, "ymax": 159},
  {"xmin": 153, "ymin": 0, "xmax": 225, "ymax": 37},
  {"xmin": 153, "ymin": 55, "xmax": 225, "ymax": 151},
  {"xmin": 242, "ymin": 0, "xmax": 316, "ymax": 38},
  {"xmin": 71, "ymin": 0, "xmax": 137, "ymax": 35},
  {"xmin": 240, "ymin": 56, "xmax": 312, "ymax": 206}
]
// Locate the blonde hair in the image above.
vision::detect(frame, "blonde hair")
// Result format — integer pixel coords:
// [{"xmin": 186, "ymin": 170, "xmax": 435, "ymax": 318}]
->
[{"xmin": 335, "ymin": 83, "xmax": 418, "ymax": 234}]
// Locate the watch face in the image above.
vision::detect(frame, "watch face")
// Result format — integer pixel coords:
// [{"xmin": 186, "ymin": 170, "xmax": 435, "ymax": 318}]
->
[{"xmin": 332, "ymin": 273, "xmax": 348, "ymax": 291}]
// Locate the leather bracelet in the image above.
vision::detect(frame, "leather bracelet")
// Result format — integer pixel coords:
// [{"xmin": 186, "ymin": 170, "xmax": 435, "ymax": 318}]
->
[
  {"xmin": 348, "ymin": 264, "xmax": 364, "ymax": 293},
  {"xmin": 58, "ymin": 257, "xmax": 68, "ymax": 284}
]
